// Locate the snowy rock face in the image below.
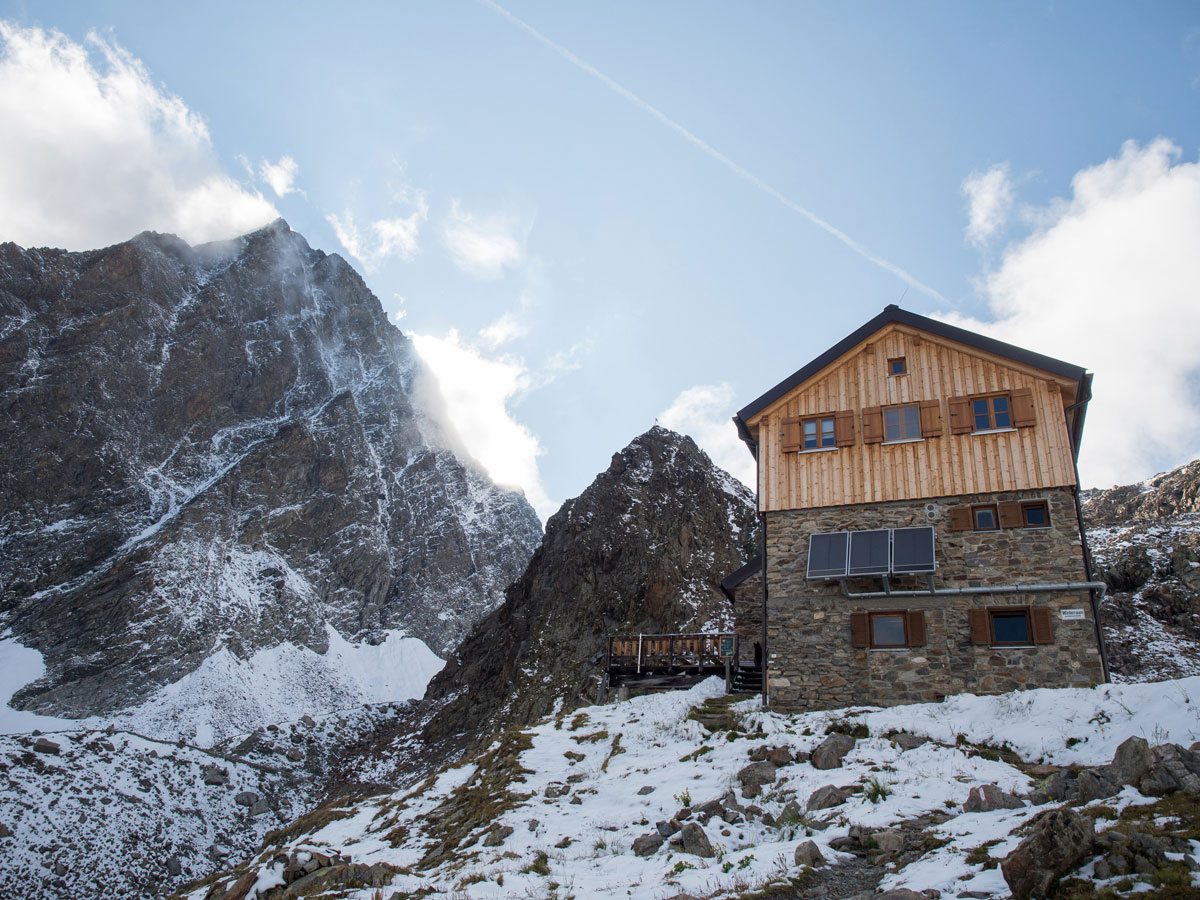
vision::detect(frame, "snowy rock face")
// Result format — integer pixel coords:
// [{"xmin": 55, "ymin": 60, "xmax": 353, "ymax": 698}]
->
[
  {"xmin": 1083, "ymin": 459, "xmax": 1200, "ymax": 682},
  {"xmin": 0, "ymin": 221, "xmax": 541, "ymax": 727},
  {"xmin": 420, "ymin": 426, "xmax": 759, "ymax": 750}
]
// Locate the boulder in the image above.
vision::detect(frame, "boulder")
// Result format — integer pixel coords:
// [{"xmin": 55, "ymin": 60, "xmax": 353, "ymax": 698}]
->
[
  {"xmin": 871, "ymin": 830, "xmax": 905, "ymax": 854},
  {"xmin": 963, "ymin": 784, "xmax": 1024, "ymax": 812},
  {"xmin": 806, "ymin": 784, "xmax": 849, "ymax": 811},
  {"xmin": 656, "ymin": 819, "xmax": 681, "ymax": 838},
  {"xmin": 249, "ymin": 798, "xmax": 272, "ymax": 817},
  {"xmin": 678, "ymin": 822, "xmax": 715, "ymax": 858},
  {"xmin": 285, "ymin": 747, "xmax": 304, "ymax": 762},
  {"xmin": 737, "ymin": 761, "xmax": 777, "ymax": 798},
  {"xmin": 892, "ymin": 732, "xmax": 927, "ymax": 751},
  {"xmin": 483, "ymin": 825, "xmax": 513, "ymax": 847},
  {"xmin": 1139, "ymin": 743, "xmax": 1200, "ymax": 795},
  {"xmin": 794, "ymin": 840, "xmax": 825, "ymax": 867},
  {"xmin": 202, "ymin": 765, "xmax": 227, "ymax": 786},
  {"xmin": 766, "ymin": 746, "xmax": 794, "ymax": 767},
  {"xmin": 33, "ymin": 737, "xmax": 61, "ymax": 755},
  {"xmin": 632, "ymin": 832, "xmax": 664, "ymax": 857},
  {"xmin": 1029, "ymin": 770, "xmax": 1071, "ymax": 805},
  {"xmin": 1108, "ymin": 736, "xmax": 1152, "ymax": 786},
  {"xmin": 1074, "ymin": 769, "xmax": 1120, "ymax": 803},
  {"xmin": 234, "ymin": 791, "xmax": 258, "ymax": 808},
  {"xmin": 811, "ymin": 733, "xmax": 856, "ymax": 770},
  {"xmin": 1001, "ymin": 808, "xmax": 1095, "ymax": 900},
  {"xmin": 165, "ymin": 856, "xmax": 182, "ymax": 876}
]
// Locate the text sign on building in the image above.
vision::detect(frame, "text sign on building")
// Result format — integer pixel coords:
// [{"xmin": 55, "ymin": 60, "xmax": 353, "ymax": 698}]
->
[
  {"xmin": 720, "ymin": 636, "xmax": 735, "ymax": 658},
  {"xmin": 1059, "ymin": 608, "xmax": 1086, "ymax": 620}
]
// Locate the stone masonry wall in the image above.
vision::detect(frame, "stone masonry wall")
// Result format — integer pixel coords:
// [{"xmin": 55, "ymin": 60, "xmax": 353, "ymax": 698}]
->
[
  {"xmin": 765, "ymin": 486, "xmax": 1106, "ymax": 711},
  {"xmin": 730, "ymin": 569, "xmax": 763, "ymax": 665}
]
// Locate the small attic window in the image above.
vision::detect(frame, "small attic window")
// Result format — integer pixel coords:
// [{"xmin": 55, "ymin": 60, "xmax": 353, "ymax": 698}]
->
[{"xmin": 888, "ymin": 357, "xmax": 907, "ymax": 376}]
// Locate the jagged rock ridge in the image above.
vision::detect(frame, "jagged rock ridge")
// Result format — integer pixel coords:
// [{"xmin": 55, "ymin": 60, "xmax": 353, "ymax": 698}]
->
[
  {"xmin": 0, "ymin": 221, "xmax": 541, "ymax": 735},
  {"xmin": 1083, "ymin": 458, "xmax": 1200, "ymax": 682},
  {"xmin": 419, "ymin": 426, "xmax": 759, "ymax": 750}
]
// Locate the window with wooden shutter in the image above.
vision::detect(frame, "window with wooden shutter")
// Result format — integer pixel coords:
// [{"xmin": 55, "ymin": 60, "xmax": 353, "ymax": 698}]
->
[
  {"xmin": 1031, "ymin": 607, "xmax": 1054, "ymax": 644},
  {"xmin": 1011, "ymin": 388, "xmax": 1036, "ymax": 428},
  {"xmin": 997, "ymin": 502, "xmax": 1023, "ymax": 529},
  {"xmin": 834, "ymin": 409, "xmax": 856, "ymax": 447},
  {"xmin": 906, "ymin": 610, "xmax": 927, "ymax": 646},
  {"xmin": 948, "ymin": 506, "xmax": 973, "ymax": 531},
  {"xmin": 781, "ymin": 416, "xmax": 801, "ymax": 452},
  {"xmin": 862, "ymin": 406, "xmax": 884, "ymax": 444},
  {"xmin": 850, "ymin": 613, "xmax": 869, "ymax": 648},
  {"xmin": 948, "ymin": 397, "xmax": 972, "ymax": 434},
  {"xmin": 919, "ymin": 400, "xmax": 943, "ymax": 437},
  {"xmin": 968, "ymin": 609, "xmax": 990, "ymax": 645}
]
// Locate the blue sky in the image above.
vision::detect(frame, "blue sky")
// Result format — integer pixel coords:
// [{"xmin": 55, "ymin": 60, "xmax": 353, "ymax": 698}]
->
[{"xmin": 2, "ymin": 2, "xmax": 1200, "ymax": 519}]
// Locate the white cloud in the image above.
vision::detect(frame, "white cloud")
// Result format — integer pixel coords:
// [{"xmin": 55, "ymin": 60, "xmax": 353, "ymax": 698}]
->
[
  {"xmin": 942, "ymin": 138, "xmax": 1200, "ymax": 488},
  {"xmin": 480, "ymin": 310, "xmax": 529, "ymax": 348},
  {"xmin": 442, "ymin": 200, "xmax": 525, "ymax": 279},
  {"xmin": 326, "ymin": 188, "xmax": 428, "ymax": 270},
  {"xmin": 962, "ymin": 162, "xmax": 1015, "ymax": 246},
  {"xmin": 259, "ymin": 155, "xmax": 301, "ymax": 198},
  {"xmin": 659, "ymin": 383, "xmax": 756, "ymax": 489},
  {"xmin": 411, "ymin": 329, "xmax": 556, "ymax": 520},
  {"xmin": 0, "ymin": 23, "xmax": 277, "ymax": 249}
]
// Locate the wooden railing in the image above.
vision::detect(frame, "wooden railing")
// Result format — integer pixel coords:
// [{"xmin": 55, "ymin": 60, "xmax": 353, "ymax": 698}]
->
[{"xmin": 607, "ymin": 632, "xmax": 737, "ymax": 674}]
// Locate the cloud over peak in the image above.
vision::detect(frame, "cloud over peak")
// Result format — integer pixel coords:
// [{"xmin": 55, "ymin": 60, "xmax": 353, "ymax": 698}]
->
[
  {"xmin": 0, "ymin": 22, "xmax": 277, "ymax": 250},
  {"xmin": 442, "ymin": 200, "xmax": 526, "ymax": 280},
  {"xmin": 962, "ymin": 162, "xmax": 1014, "ymax": 247}
]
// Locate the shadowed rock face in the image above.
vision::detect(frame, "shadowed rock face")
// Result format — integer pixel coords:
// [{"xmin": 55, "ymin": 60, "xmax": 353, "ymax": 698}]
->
[
  {"xmin": 0, "ymin": 221, "xmax": 541, "ymax": 719},
  {"xmin": 421, "ymin": 426, "xmax": 759, "ymax": 749}
]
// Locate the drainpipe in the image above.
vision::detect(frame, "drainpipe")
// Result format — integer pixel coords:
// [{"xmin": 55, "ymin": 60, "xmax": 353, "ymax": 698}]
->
[
  {"xmin": 1064, "ymin": 378, "xmax": 1111, "ymax": 683},
  {"xmin": 839, "ymin": 580, "xmax": 1107, "ymax": 600}
]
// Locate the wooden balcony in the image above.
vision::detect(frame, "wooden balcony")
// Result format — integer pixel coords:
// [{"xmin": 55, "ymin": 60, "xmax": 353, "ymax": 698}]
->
[{"xmin": 606, "ymin": 632, "xmax": 738, "ymax": 691}]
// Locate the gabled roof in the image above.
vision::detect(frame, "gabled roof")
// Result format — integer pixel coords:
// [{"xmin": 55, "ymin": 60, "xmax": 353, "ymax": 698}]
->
[
  {"xmin": 733, "ymin": 305, "xmax": 1092, "ymax": 457},
  {"xmin": 719, "ymin": 555, "xmax": 762, "ymax": 604}
]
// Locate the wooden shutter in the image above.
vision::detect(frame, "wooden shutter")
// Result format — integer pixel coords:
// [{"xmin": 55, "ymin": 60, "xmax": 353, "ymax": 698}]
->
[
  {"xmin": 948, "ymin": 506, "xmax": 973, "ymax": 531},
  {"xmin": 906, "ymin": 610, "xmax": 927, "ymax": 646},
  {"xmin": 781, "ymin": 416, "xmax": 801, "ymax": 453},
  {"xmin": 1031, "ymin": 607, "xmax": 1054, "ymax": 644},
  {"xmin": 919, "ymin": 400, "xmax": 943, "ymax": 437},
  {"xmin": 948, "ymin": 396, "xmax": 972, "ymax": 434},
  {"xmin": 862, "ymin": 407, "xmax": 884, "ymax": 444},
  {"xmin": 850, "ymin": 613, "xmax": 869, "ymax": 648},
  {"xmin": 834, "ymin": 409, "xmax": 856, "ymax": 446},
  {"xmin": 997, "ymin": 502, "xmax": 1023, "ymax": 529},
  {"xmin": 969, "ymin": 609, "xmax": 990, "ymax": 645},
  {"xmin": 1011, "ymin": 388, "xmax": 1036, "ymax": 428}
]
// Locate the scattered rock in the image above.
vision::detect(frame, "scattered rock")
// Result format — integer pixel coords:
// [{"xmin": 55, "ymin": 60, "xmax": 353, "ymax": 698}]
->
[
  {"xmin": 527, "ymin": 819, "xmax": 540, "ymax": 832},
  {"xmin": 807, "ymin": 784, "xmax": 849, "ymax": 811},
  {"xmin": 892, "ymin": 732, "xmax": 928, "ymax": 751},
  {"xmin": 1108, "ymin": 735, "xmax": 1153, "ymax": 786},
  {"xmin": 285, "ymin": 747, "xmax": 304, "ymax": 762},
  {"xmin": 637, "ymin": 785, "xmax": 655, "ymax": 795},
  {"xmin": 678, "ymin": 822, "xmax": 715, "ymax": 858},
  {"xmin": 632, "ymin": 832, "xmax": 665, "ymax": 856},
  {"xmin": 545, "ymin": 782, "xmax": 570, "ymax": 799},
  {"xmin": 656, "ymin": 820, "xmax": 681, "ymax": 838},
  {"xmin": 1140, "ymin": 743, "xmax": 1200, "ymax": 795},
  {"xmin": 33, "ymin": 738, "xmax": 61, "ymax": 756},
  {"xmin": 1001, "ymin": 807, "xmax": 1095, "ymax": 900},
  {"xmin": 871, "ymin": 829, "xmax": 905, "ymax": 854},
  {"xmin": 234, "ymin": 791, "xmax": 258, "ymax": 808},
  {"xmin": 0, "ymin": 823, "xmax": 11, "ymax": 839},
  {"xmin": 249, "ymin": 798, "xmax": 272, "ymax": 817},
  {"xmin": 811, "ymin": 733, "xmax": 856, "ymax": 770},
  {"xmin": 737, "ymin": 761, "xmax": 777, "ymax": 798},
  {"xmin": 299, "ymin": 714, "xmax": 316, "ymax": 727},
  {"xmin": 1029, "ymin": 770, "xmax": 1071, "ymax": 805},
  {"xmin": 566, "ymin": 773, "xmax": 586, "ymax": 784},
  {"xmin": 1074, "ymin": 769, "xmax": 1120, "ymax": 803},
  {"xmin": 202, "ymin": 765, "xmax": 227, "ymax": 786},
  {"xmin": 794, "ymin": 840, "xmax": 826, "ymax": 867},
  {"xmin": 963, "ymin": 784, "xmax": 1024, "ymax": 812},
  {"xmin": 166, "ymin": 856, "xmax": 182, "ymax": 876},
  {"xmin": 483, "ymin": 826, "xmax": 513, "ymax": 847}
]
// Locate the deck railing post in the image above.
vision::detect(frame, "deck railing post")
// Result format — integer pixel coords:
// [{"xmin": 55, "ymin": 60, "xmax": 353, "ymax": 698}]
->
[{"xmin": 637, "ymin": 633, "xmax": 643, "ymax": 674}]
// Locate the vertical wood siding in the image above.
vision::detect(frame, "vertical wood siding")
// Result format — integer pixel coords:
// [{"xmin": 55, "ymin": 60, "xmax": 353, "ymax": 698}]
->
[{"xmin": 749, "ymin": 326, "xmax": 1080, "ymax": 511}]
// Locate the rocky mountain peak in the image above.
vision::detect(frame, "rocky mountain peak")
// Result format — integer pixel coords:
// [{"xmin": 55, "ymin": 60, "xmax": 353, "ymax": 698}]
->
[
  {"xmin": 416, "ymin": 426, "xmax": 759, "ymax": 752},
  {"xmin": 1082, "ymin": 459, "xmax": 1200, "ymax": 528},
  {"xmin": 0, "ymin": 223, "xmax": 542, "ymax": 741}
]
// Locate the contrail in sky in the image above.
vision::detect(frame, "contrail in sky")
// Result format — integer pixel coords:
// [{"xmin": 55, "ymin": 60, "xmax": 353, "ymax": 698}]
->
[{"xmin": 480, "ymin": 0, "xmax": 948, "ymax": 304}]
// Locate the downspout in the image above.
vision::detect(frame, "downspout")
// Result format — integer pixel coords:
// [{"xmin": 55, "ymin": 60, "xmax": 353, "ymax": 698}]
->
[
  {"xmin": 1064, "ymin": 376, "xmax": 1110, "ymax": 682},
  {"xmin": 839, "ymin": 580, "xmax": 1107, "ymax": 600}
]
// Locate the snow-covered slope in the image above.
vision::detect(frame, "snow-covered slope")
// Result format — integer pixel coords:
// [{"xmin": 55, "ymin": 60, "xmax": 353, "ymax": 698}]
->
[{"xmin": 189, "ymin": 676, "xmax": 1200, "ymax": 900}]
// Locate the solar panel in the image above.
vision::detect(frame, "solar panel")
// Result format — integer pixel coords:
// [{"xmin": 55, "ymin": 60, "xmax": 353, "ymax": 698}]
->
[
  {"xmin": 848, "ymin": 529, "xmax": 890, "ymax": 576},
  {"xmin": 807, "ymin": 531, "xmax": 849, "ymax": 579},
  {"xmin": 891, "ymin": 526, "xmax": 936, "ymax": 573}
]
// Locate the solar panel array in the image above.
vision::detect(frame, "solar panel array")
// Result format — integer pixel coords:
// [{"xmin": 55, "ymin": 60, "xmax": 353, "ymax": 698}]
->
[{"xmin": 806, "ymin": 526, "xmax": 936, "ymax": 580}]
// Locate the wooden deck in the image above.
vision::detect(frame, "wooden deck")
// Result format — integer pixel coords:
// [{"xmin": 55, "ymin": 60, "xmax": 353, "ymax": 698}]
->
[{"xmin": 607, "ymin": 632, "xmax": 738, "ymax": 691}]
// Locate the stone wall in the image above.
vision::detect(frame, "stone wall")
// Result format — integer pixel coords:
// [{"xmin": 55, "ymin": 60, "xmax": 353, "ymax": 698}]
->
[
  {"xmin": 728, "ymin": 568, "xmax": 763, "ymax": 665},
  {"xmin": 764, "ymin": 486, "xmax": 1106, "ymax": 711}
]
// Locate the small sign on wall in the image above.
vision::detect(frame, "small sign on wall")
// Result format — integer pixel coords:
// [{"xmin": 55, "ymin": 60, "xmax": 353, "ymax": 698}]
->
[
  {"xmin": 1060, "ymin": 608, "xmax": 1086, "ymax": 620},
  {"xmin": 720, "ymin": 636, "xmax": 735, "ymax": 657}
]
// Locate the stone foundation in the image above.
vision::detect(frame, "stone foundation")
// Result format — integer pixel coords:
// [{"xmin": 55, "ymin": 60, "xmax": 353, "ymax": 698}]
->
[{"xmin": 764, "ymin": 486, "xmax": 1105, "ymax": 711}]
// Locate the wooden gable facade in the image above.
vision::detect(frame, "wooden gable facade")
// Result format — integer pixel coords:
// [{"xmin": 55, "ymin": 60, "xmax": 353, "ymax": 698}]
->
[{"xmin": 735, "ymin": 307, "xmax": 1091, "ymax": 512}]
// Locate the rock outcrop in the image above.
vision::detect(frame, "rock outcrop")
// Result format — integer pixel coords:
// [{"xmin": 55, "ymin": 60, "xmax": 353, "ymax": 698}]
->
[
  {"xmin": 419, "ymin": 426, "xmax": 758, "ymax": 750},
  {"xmin": 0, "ymin": 222, "xmax": 541, "ymax": 733}
]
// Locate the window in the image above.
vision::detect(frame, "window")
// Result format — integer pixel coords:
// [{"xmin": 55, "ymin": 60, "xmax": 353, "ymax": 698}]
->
[
  {"xmin": 1021, "ymin": 501, "xmax": 1050, "ymax": 528},
  {"xmin": 972, "ymin": 394, "xmax": 1012, "ymax": 431},
  {"xmin": 888, "ymin": 357, "xmax": 907, "ymax": 376},
  {"xmin": 802, "ymin": 416, "xmax": 836, "ymax": 450},
  {"xmin": 870, "ymin": 613, "xmax": 907, "ymax": 647},
  {"xmin": 972, "ymin": 504, "xmax": 999, "ymax": 531},
  {"xmin": 990, "ymin": 609, "xmax": 1031, "ymax": 645},
  {"xmin": 883, "ymin": 404, "xmax": 921, "ymax": 442},
  {"xmin": 969, "ymin": 607, "xmax": 1054, "ymax": 646},
  {"xmin": 850, "ymin": 610, "xmax": 927, "ymax": 649}
]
